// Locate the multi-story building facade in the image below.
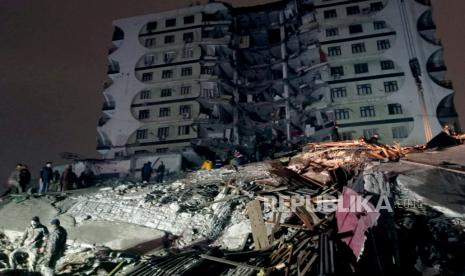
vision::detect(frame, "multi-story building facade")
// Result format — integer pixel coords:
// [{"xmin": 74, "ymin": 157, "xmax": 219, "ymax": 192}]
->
[
  {"xmin": 97, "ymin": 0, "xmax": 456, "ymax": 160},
  {"xmin": 97, "ymin": 1, "xmax": 333, "ymax": 161},
  {"xmin": 315, "ymin": 0, "xmax": 456, "ymax": 144}
]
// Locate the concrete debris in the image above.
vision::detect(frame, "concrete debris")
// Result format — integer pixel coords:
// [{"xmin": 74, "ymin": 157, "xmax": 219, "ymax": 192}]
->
[{"xmin": 1, "ymin": 141, "xmax": 465, "ymax": 275}]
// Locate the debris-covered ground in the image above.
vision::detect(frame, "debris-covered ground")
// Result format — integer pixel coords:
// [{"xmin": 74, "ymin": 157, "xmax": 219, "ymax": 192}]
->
[{"xmin": 1, "ymin": 140, "xmax": 465, "ymax": 275}]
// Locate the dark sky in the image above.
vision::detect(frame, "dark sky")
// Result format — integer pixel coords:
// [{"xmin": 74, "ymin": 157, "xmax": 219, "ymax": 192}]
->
[{"xmin": 0, "ymin": 0, "xmax": 463, "ymax": 184}]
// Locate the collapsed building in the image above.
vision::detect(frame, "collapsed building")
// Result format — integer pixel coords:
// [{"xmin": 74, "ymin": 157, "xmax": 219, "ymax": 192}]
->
[
  {"xmin": 97, "ymin": 1, "xmax": 337, "ymax": 164},
  {"xmin": 96, "ymin": 0, "xmax": 457, "ymax": 164}
]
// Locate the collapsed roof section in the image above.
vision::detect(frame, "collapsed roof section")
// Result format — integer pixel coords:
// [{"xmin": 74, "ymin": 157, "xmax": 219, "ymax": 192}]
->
[{"xmin": 194, "ymin": 0, "xmax": 334, "ymax": 159}]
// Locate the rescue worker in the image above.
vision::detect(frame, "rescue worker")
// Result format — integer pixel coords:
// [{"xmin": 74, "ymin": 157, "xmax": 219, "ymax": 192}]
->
[
  {"xmin": 60, "ymin": 165, "xmax": 77, "ymax": 191},
  {"xmin": 19, "ymin": 164, "xmax": 31, "ymax": 193},
  {"xmin": 156, "ymin": 162, "xmax": 165, "ymax": 183},
  {"xmin": 9, "ymin": 216, "xmax": 48, "ymax": 271},
  {"xmin": 42, "ymin": 219, "xmax": 67, "ymax": 276},
  {"xmin": 201, "ymin": 159, "xmax": 213, "ymax": 171},
  {"xmin": 6, "ymin": 164, "xmax": 22, "ymax": 194},
  {"xmin": 141, "ymin": 162, "xmax": 153, "ymax": 182},
  {"xmin": 39, "ymin": 162, "xmax": 54, "ymax": 193},
  {"xmin": 78, "ymin": 166, "xmax": 95, "ymax": 188}
]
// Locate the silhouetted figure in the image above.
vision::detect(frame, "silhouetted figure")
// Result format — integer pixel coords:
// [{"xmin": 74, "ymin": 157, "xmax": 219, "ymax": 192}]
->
[
  {"xmin": 141, "ymin": 162, "xmax": 153, "ymax": 182},
  {"xmin": 60, "ymin": 165, "xmax": 77, "ymax": 191},
  {"xmin": 39, "ymin": 162, "xmax": 53, "ymax": 193},
  {"xmin": 78, "ymin": 166, "xmax": 95, "ymax": 188},
  {"xmin": 156, "ymin": 162, "xmax": 165, "ymax": 183}
]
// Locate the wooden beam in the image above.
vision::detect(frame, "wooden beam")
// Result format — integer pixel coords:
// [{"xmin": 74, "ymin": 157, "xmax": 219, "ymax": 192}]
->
[
  {"xmin": 199, "ymin": 254, "xmax": 264, "ymax": 271},
  {"xmin": 247, "ymin": 199, "xmax": 270, "ymax": 249}
]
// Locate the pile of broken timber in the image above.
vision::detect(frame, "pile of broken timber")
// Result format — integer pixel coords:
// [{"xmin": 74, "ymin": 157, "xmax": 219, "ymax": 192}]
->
[{"xmin": 200, "ymin": 140, "xmax": 422, "ymax": 275}]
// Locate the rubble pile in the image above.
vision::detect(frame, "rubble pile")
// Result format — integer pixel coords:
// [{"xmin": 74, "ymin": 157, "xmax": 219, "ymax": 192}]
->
[
  {"xmin": 1, "ymin": 141, "xmax": 465, "ymax": 275},
  {"xmin": 121, "ymin": 141, "xmax": 465, "ymax": 275}
]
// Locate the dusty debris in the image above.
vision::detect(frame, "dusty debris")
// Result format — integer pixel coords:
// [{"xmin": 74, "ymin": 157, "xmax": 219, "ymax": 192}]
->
[{"xmin": 1, "ymin": 141, "xmax": 465, "ymax": 275}]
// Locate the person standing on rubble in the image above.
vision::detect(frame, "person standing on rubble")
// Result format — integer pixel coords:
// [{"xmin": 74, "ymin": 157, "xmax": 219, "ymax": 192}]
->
[
  {"xmin": 39, "ymin": 162, "xmax": 54, "ymax": 193},
  {"xmin": 60, "ymin": 165, "xmax": 78, "ymax": 191},
  {"xmin": 6, "ymin": 163, "xmax": 22, "ymax": 194},
  {"xmin": 141, "ymin": 161, "xmax": 153, "ymax": 182},
  {"xmin": 19, "ymin": 164, "xmax": 31, "ymax": 193},
  {"xmin": 156, "ymin": 161, "xmax": 165, "ymax": 183},
  {"xmin": 42, "ymin": 219, "xmax": 67, "ymax": 276},
  {"xmin": 78, "ymin": 166, "xmax": 95, "ymax": 188},
  {"xmin": 9, "ymin": 216, "xmax": 49, "ymax": 271}
]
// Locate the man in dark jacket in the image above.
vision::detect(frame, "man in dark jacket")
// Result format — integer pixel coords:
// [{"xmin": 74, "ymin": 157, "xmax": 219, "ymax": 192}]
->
[
  {"xmin": 78, "ymin": 166, "xmax": 95, "ymax": 188},
  {"xmin": 60, "ymin": 165, "xmax": 77, "ymax": 191},
  {"xmin": 156, "ymin": 162, "xmax": 165, "ymax": 183},
  {"xmin": 9, "ymin": 216, "xmax": 49, "ymax": 271},
  {"xmin": 141, "ymin": 162, "xmax": 153, "ymax": 182},
  {"xmin": 19, "ymin": 164, "xmax": 31, "ymax": 193},
  {"xmin": 40, "ymin": 162, "xmax": 53, "ymax": 193},
  {"xmin": 42, "ymin": 219, "xmax": 67, "ymax": 276}
]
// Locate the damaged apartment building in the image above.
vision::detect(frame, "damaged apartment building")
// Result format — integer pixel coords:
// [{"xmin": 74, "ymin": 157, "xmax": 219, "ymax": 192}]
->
[{"xmin": 97, "ymin": 0, "xmax": 457, "ymax": 162}]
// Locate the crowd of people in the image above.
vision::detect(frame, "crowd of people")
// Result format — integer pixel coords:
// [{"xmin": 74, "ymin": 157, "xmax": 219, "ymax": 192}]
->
[
  {"xmin": 4, "ymin": 162, "xmax": 95, "ymax": 196},
  {"xmin": 9, "ymin": 216, "xmax": 67, "ymax": 275}
]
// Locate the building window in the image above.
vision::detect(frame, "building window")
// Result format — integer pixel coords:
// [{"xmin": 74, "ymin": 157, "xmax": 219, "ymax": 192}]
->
[
  {"xmin": 138, "ymin": 109, "xmax": 150, "ymax": 120},
  {"xmin": 164, "ymin": 51, "xmax": 175, "ymax": 63},
  {"xmin": 165, "ymin": 18, "xmax": 176, "ymax": 27},
  {"xmin": 377, "ymin": 39, "xmax": 391, "ymax": 50},
  {"xmin": 341, "ymin": 131, "xmax": 353, "ymax": 140},
  {"xmin": 159, "ymin": 107, "xmax": 170, "ymax": 117},
  {"xmin": 392, "ymin": 126, "xmax": 408, "ymax": 139},
  {"xmin": 363, "ymin": 128, "xmax": 378, "ymax": 139},
  {"xmin": 384, "ymin": 81, "xmax": 399, "ymax": 92},
  {"xmin": 144, "ymin": 38, "xmax": 155, "ymax": 47},
  {"xmin": 144, "ymin": 55, "xmax": 155, "ymax": 66},
  {"xmin": 181, "ymin": 67, "xmax": 192, "ymax": 76},
  {"xmin": 162, "ymin": 70, "xmax": 173, "ymax": 79},
  {"xmin": 360, "ymin": 106, "xmax": 376, "ymax": 117},
  {"xmin": 184, "ymin": 15, "xmax": 195, "ymax": 24},
  {"xmin": 140, "ymin": 90, "xmax": 151, "ymax": 99},
  {"xmin": 142, "ymin": 72, "xmax": 153, "ymax": 82},
  {"xmin": 164, "ymin": 35, "xmax": 175, "ymax": 44},
  {"xmin": 346, "ymin": 6, "xmax": 360, "ymax": 15},
  {"xmin": 202, "ymin": 88, "xmax": 218, "ymax": 98},
  {"xmin": 327, "ymin": 46, "xmax": 341, "ymax": 56},
  {"xmin": 349, "ymin": 24, "xmax": 363, "ymax": 34},
  {"xmin": 388, "ymin": 103, "xmax": 403, "ymax": 114},
  {"xmin": 146, "ymin": 21, "xmax": 157, "ymax": 32},
  {"xmin": 183, "ymin": 32, "xmax": 194, "ymax": 43},
  {"xmin": 178, "ymin": 125, "xmax": 190, "ymax": 135},
  {"xmin": 330, "ymin": 87, "xmax": 347, "ymax": 99},
  {"xmin": 183, "ymin": 47, "xmax": 194, "ymax": 58},
  {"xmin": 201, "ymin": 66, "xmax": 214, "ymax": 75},
  {"xmin": 160, "ymin": 88, "xmax": 172, "ymax": 97},
  {"xmin": 156, "ymin": 148, "xmax": 168, "ymax": 153},
  {"xmin": 354, "ymin": 63, "xmax": 369, "ymax": 74},
  {"xmin": 351, "ymin": 43, "xmax": 366, "ymax": 53},
  {"xmin": 181, "ymin": 86, "xmax": 191, "ymax": 95},
  {"xmin": 370, "ymin": 2, "xmax": 384, "ymax": 11},
  {"xmin": 330, "ymin": 66, "xmax": 344, "ymax": 76},
  {"xmin": 335, "ymin": 109, "xmax": 350, "ymax": 120},
  {"xmin": 158, "ymin": 127, "xmax": 169, "ymax": 138},
  {"xmin": 136, "ymin": 129, "xmax": 148, "ymax": 139},
  {"xmin": 380, "ymin": 60, "xmax": 395, "ymax": 70},
  {"xmin": 324, "ymin": 9, "xmax": 337, "ymax": 18},
  {"xmin": 373, "ymin": 21, "xmax": 386, "ymax": 30},
  {"xmin": 179, "ymin": 105, "xmax": 191, "ymax": 115},
  {"xmin": 357, "ymin": 84, "xmax": 372, "ymax": 95},
  {"xmin": 326, "ymin": 28, "xmax": 338, "ymax": 37}
]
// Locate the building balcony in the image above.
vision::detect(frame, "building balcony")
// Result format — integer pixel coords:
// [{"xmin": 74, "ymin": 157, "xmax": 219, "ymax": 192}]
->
[
  {"xmin": 417, "ymin": 10, "xmax": 440, "ymax": 45},
  {"xmin": 111, "ymin": 26, "xmax": 124, "ymax": 49},
  {"xmin": 427, "ymin": 49, "xmax": 453, "ymax": 89}
]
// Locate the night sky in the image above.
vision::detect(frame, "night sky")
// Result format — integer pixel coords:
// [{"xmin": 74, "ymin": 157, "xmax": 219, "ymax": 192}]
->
[{"xmin": 0, "ymin": 0, "xmax": 463, "ymax": 186}]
